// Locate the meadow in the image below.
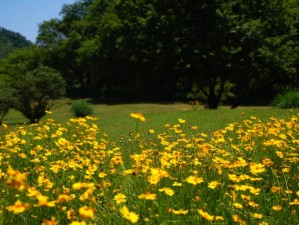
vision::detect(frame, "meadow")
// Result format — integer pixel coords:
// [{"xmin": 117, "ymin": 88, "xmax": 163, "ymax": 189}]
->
[{"xmin": 1, "ymin": 102, "xmax": 299, "ymax": 224}]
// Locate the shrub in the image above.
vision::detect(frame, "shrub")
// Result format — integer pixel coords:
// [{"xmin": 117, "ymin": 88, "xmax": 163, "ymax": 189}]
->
[
  {"xmin": 71, "ymin": 99, "xmax": 93, "ymax": 117},
  {"xmin": 272, "ymin": 89, "xmax": 299, "ymax": 108}
]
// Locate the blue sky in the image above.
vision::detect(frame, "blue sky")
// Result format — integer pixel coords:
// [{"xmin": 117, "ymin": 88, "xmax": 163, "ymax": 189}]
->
[{"xmin": 0, "ymin": 0, "xmax": 77, "ymax": 43}]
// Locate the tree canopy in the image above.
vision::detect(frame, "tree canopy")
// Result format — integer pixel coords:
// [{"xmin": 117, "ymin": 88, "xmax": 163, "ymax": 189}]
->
[
  {"xmin": 0, "ymin": 0, "xmax": 298, "ymax": 109},
  {"xmin": 0, "ymin": 27, "xmax": 32, "ymax": 58}
]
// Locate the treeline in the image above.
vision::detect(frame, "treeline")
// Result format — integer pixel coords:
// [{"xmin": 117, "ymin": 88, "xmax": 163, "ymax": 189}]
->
[
  {"xmin": 2, "ymin": 0, "xmax": 299, "ymax": 109},
  {"xmin": 0, "ymin": 27, "xmax": 32, "ymax": 58}
]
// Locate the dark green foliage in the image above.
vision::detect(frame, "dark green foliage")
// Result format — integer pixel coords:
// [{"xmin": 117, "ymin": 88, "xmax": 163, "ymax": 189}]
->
[
  {"xmin": 12, "ymin": 66, "xmax": 65, "ymax": 123},
  {"xmin": 0, "ymin": 27, "xmax": 32, "ymax": 58},
  {"xmin": 0, "ymin": 47, "xmax": 65, "ymax": 123},
  {"xmin": 71, "ymin": 99, "xmax": 93, "ymax": 117},
  {"xmin": 273, "ymin": 90, "xmax": 299, "ymax": 108},
  {"xmin": 0, "ymin": 76, "xmax": 16, "ymax": 124},
  {"xmin": 31, "ymin": 0, "xmax": 299, "ymax": 108}
]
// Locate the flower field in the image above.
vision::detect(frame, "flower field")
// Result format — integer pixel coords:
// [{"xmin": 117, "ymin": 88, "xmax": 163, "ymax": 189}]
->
[{"xmin": 1, "ymin": 112, "xmax": 299, "ymax": 224}]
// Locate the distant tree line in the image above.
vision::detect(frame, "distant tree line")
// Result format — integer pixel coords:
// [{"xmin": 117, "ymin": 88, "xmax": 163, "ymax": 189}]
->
[
  {"xmin": 0, "ymin": 27, "xmax": 32, "ymax": 58},
  {"xmin": 1, "ymin": 0, "xmax": 299, "ymax": 111}
]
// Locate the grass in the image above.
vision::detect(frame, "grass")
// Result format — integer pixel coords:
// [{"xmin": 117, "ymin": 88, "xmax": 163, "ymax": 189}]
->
[
  {"xmin": 1, "ymin": 101, "xmax": 299, "ymax": 224},
  {"xmin": 3, "ymin": 98, "xmax": 299, "ymax": 140}
]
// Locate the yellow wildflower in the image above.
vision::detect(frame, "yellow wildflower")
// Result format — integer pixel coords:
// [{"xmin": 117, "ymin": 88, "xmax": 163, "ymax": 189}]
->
[
  {"xmin": 250, "ymin": 162, "xmax": 266, "ymax": 175},
  {"xmin": 34, "ymin": 194, "xmax": 56, "ymax": 207},
  {"xmin": 272, "ymin": 205, "xmax": 282, "ymax": 211},
  {"xmin": 208, "ymin": 181, "xmax": 220, "ymax": 189},
  {"xmin": 78, "ymin": 206, "xmax": 95, "ymax": 220},
  {"xmin": 172, "ymin": 182, "xmax": 182, "ymax": 186},
  {"xmin": 290, "ymin": 199, "xmax": 299, "ymax": 205},
  {"xmin": 130, "ymin": 113, "xmax": 146, "ymax": 122},
  {"xmin": 178, "ymin": 119, "xmax": 186, "ymax": 124},
  {"xmin": 67, "ymin": 209, "xmax": 76, "ymax": 220},
  {"xmin": 56, "ymin": 194, "xmax": 73, "ymax": 203},
  {"xmin": 69, "ymin": 222, "xmax": 87, "ymax": 225},
  {"xmin": 234, "ymin": 203, "xmax": 243, "ymax": 209},
  {"xmin": 198, "ymin": 209, "xmax": 214, "ymax": 221},
  {"xmin": 185, "ymin": 175, "xmax": 204, "ymax": 185},
  {"xmin": 172, "ymin": 209, "xmax": 188, "ymax": 215},
  {"xmin": 159, "ymin": 187, "xmax": 174, "ymax": 196},
  {"xmin": 7, "ymin": 200, "xmax": 30, "ymax": 214},
  {"xmin": 253, "ymin": 213, "xmax": 263, "ymax": 219},
  {"xmin": 114, "ymin": 193, "xmax": 127, "ymax": 204},
  {"xmin": 138, "ymin": 192, "xmax": 157, "ymax": 200},
  {"xmin": 41, "ymin": 217, "xmax": 58, "ymax": 225},
  {"xmin": 148, "ymin": 129, "xmax": 155, "ymax": 134},
  {"xmin": 98, "ymin": 172, "xmax": 107, "ymax": 178},
  {"xmin": 120, "ymin": 206, "xmax": 139, "ymax": 223},
  {"xmin": 6, "ymin": 166, "xmax": 27, "ymax": 191}
]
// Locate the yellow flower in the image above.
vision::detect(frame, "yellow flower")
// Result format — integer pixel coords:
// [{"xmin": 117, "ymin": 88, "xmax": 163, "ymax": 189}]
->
[
  {"xmin": 78, "ymin": 206, "xmax": 95, "ymax": 220},
  {"xmin": 185, "ymin": 175, "xmax": 204, "ymax": 185},
  {"xmin": 7, "ymin": 200, "xmax": 30, "ymax": 214},
  {"xmin": 130, "ymin": 113, "xmax": 146, "ymax": 122},
  {"xmin": 272, "ymin": 205, "xmax": 282, "ymax": 211},
  {"xmin": 66, "ymin": 209, "xmax": 76, "ymax": 220},
  {"xmin": 27, "ymin": 187, "xmax": 41, "ymax": 197},
  {"xmin": 6, "ymin": 166, "xmax": 27, "ymax": 191},
  {"xmin": 197, "ymin": 209, "xmax": 214, "ymax": 221},
  {"xmin": 34, "ymin": 194, "xmax": 56, "ymax": 207},
  {"xmin": 234, "ymin": 203, "xmax": 243, "ymax": 209},
  {"xmin": 148, "ymin": 129, "xmax": 155, "ymax": 134},
  {"xmin": 253, "ymin": 213, "xmax": 263, "ymax": 219},
  {"xmin": 114, "ymin": 193, "xmax": 127, "ymax": 204},
  {"xmin": 172, "ymin": 182, "xmax": 182, "ymax": 186},
  {"xmin": 56, "ymin": 194, "xmax": 73, "ymax": 203},
  {"xmin": 249, "ymin": 162, "xmax": 266, "ymax": 175},
  {"xmin": 232, "ymin": 214, "xmax": 246, "ymax": 225},
  {"xmin": 72, "ymin": 182, "xmax": 95, "ymax": 190},
  {"xmin": 41, "ymin": 217, "xmax": 58, "ymax": 225},
  {"xmin": 172, "ymin": 209, "xmax": 188, "ymax": 215},
  {"xmin": 159, "ymin": 187, "xmax": 174, "ymax": 196},
  {"xmin": 69, "ymin": 222, "xmax": 87, "ymax": 225},
  {"xmin": 178, "ymin": 118, "xmax": 186, "ymax": 124},
  {"xmin": 271, "ymin": 186, "xmax": 282, "ymax": 193},
  {"xmin": 120, "ymin": 206, "xmax": 139, "ymax": 223},
  {"xmin": 276, "ymin": 151, "xmax": 284, "ymax": 158},
  {"xmin": 98, "ymin": 172, "xmax": 107, "ymax": 178},
  {"xmin": 138, "ymin": 192, "xmax": 157, "ymax": 200},
  {"xmin": 290, "ymin": 199, "xmax": 299, "ymax": 205},
  {"xmin": 208, "ymin": 181, "xmax": 220, "ymax": 189}
]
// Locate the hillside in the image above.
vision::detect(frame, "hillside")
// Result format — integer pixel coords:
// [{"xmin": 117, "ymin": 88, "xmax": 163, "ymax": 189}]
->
[{"xmin": 0, "ymin": 27, "xmax": 32, "ymax": 58}]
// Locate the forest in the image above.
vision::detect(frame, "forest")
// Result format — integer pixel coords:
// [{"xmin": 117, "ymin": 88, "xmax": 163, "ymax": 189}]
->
[
  {"xmin": 0, "ymin": 27, "xmax": 32, "ymax": 58},
  {"xmin": 0, "ymin": 0, "xmax": 299, "ymax": 111}
]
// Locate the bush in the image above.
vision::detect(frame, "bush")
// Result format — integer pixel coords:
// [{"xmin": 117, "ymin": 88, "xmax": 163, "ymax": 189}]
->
[
  {"xmin": 71, "ymin": 99, "xmax": 93, "ymax": 117},
  {"xmin": 273, "ymin": 89, "xmax": 299, "ymax": 108}
]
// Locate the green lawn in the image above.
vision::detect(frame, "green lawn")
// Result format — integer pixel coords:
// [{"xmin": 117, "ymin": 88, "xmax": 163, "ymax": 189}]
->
[{"xmin": 3, "ymin": 98, "xmax": 299, "ymax": 140}]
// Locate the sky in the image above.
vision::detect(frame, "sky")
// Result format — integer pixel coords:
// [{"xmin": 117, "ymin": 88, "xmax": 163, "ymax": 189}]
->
[{"xmin": 0, "ymin": 0, "xmax": 77, "ymax": 43}]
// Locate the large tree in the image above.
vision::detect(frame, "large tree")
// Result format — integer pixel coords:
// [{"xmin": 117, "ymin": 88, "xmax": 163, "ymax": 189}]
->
[{"xmin": 0, "ymin": 47, "xmax": 65, "ymax": 123}]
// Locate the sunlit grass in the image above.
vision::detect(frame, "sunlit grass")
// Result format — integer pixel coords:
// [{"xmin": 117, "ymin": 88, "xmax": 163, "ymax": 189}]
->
[{"xmin": 1, "ymin": 105, "xmax": 299, "ymax": 224}]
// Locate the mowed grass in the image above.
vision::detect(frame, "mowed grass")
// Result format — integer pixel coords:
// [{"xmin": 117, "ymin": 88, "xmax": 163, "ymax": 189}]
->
[
  {"xmin": 1, "ymin": 100, "xmax": 299, "ymax": 224},
  {"xmin": 3, "ymin": 98, "xmax": 299, "ymax": 140}
]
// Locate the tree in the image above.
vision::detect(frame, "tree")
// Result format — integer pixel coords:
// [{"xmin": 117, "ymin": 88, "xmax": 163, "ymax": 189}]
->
[
  {"xmin": 12, "ymin": 66, "xmax": 65, "ymax": 123},
  {"xmin": 35, "ymin": 0, "xmax": 299, "ymax": 108},
  {"xmin": 0, "ymin": 47, "xmax": 65, "ymax": 123},
  {"xmin": 0, "ymin": 76, "xmax": 16, "ymax": 124},
  {"xmin": 0, "ymin": 27, "xmax": 32, "ymax": 58}
]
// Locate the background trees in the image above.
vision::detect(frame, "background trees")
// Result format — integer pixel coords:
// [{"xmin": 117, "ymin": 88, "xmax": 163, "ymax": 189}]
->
[
  {"xmin": 0, "ymin": 27, "xmax": 32, "ymax": 58},
  {"xmin": 1, "ymin": 0, "xmax": 298, "ymax": 111}
]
